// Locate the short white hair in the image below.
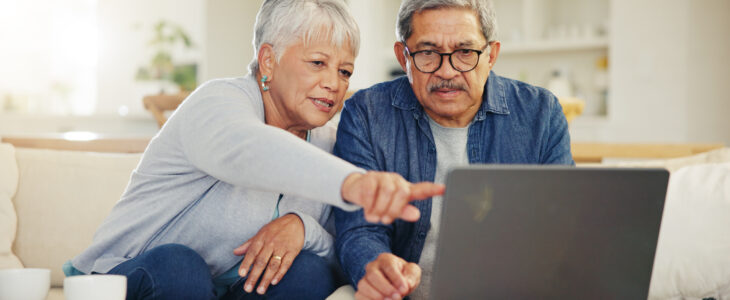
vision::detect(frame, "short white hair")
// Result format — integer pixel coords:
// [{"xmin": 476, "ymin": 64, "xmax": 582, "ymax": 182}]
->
[{"xmin": 248, "ymin": 0, "xmax": 360, "ymax": 74}]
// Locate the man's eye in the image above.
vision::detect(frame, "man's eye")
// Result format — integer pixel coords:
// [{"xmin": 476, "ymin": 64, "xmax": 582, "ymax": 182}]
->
[
  {"xmin": 421, "ymin": 50, "xmax": 437, "ymax": 57},
  {"xmin": 310, "ymin": 61, "xmax": 324, "ymax": 66},
  {"xmin": 340, "ymin": 69, "xmax": 352, "ymax": 78},
  {"xmin": 457, "ymin": 49, "xmax": 471, "ymax": 54}
]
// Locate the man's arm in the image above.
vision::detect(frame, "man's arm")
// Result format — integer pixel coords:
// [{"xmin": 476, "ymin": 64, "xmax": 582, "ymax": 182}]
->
[
  {"xmin": 333, "ymin": 96, "xmax": 393, "ymax": 285},
  {"xmin": 541, "ymin": 93, "xmax": 575, "ymax": 165},
  {"xmin": 334, "ymin": 208, "xmax": 394, "ymax": 285},
  {"xmin": 334, "ymin": 95, "xmax": 442, "ymax": 298}
]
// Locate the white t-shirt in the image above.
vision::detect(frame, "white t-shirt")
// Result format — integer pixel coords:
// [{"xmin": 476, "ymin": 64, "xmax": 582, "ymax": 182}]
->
[{"xmin": 411, "ymin": 115, "xmax": 470, "ymax": 299}]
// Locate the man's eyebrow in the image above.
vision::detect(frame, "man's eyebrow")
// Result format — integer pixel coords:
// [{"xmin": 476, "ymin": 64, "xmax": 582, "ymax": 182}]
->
[
  {"xmin": 457, "ymin": 41, "xmax": 476, "ymax": 48},
  {"xmin": 413, "ymin": 40, "xmax": 481, "ymax": 50},
  {"xmin": 415, "ymin": 41, "xmax": 439, "ymax": 49}
]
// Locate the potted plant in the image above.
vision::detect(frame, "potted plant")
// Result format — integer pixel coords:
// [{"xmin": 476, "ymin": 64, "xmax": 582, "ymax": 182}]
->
[
  {"xmin": 135, "ymin": 20, "xmax": 197, "ymax": 92},
  {"xmin": 136, "ymin": 20, "xmax": 197, "ymax": 127}
]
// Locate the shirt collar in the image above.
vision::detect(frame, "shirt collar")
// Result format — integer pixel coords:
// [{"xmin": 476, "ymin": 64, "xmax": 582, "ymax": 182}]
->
[{"xmin": 391, "ymin": 71, "xmax": 510, "ymax": 121}]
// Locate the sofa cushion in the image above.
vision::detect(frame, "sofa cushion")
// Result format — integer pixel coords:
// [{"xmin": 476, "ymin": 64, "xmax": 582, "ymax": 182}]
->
[
  {"xmin": 11, "ymin": 148, "xmax": 141, "ymax": 286},
  {"xmin": 46, "ymin": 288, "xmax": 64, "ymax": 300},
  {"xmin": 0, "ymin": 143, "xmax": 22, "ymax": 269},
  {"xmin": 648, "ymin": 163, "xmax": 730, "ymax": 299}
]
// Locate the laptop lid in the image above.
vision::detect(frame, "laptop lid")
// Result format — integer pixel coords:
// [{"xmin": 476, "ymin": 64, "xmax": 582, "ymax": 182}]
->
[{"xmin": 430, "ymin": 165, "xmax": 669, "ymax": 299}]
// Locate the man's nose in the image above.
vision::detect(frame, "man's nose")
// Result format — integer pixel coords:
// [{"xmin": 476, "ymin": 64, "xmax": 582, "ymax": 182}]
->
[{"xmin": 434, "ymin": 55, "xmax": 460, "ymax": 79}]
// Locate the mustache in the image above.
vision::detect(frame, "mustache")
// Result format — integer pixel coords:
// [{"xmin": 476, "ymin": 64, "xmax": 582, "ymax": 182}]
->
[{"xmin": 427, "ymin": 80, "xmax": 467, "ymax": 93}]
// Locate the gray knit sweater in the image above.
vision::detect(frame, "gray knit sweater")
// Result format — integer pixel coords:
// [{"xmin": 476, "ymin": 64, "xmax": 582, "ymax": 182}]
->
[{"xmin": 71, "ymin": 75, "xmax": 361, "ymax": 277}]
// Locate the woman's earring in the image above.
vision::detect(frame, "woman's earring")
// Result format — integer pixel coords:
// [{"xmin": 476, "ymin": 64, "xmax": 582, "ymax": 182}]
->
[{"xmin": 261, "ymin": 75, "xmax": 270, "ymax": 91}]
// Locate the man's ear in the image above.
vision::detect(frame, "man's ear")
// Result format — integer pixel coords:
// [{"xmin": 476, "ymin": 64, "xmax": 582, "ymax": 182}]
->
[
  {"xmin": 257, "ymin": 43, "xmax": 276, "ymax": 80},
  {"xmin": 394, "ymin": 41, "xmax": 408, "ymax": 72},
  {"xmin": 486, "ymin": 41, "xmax": 501, "ymax": 68}
]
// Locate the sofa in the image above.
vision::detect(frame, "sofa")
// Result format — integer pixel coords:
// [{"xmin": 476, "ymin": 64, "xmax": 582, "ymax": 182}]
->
[
  {"xmin": 597, "ymin": 149, "xmax": 730, "ymax": 299},
  {"xmin": 1, "ymin": 143, "xmax": 141, "ymax": 299},
  {"xmin": 1, "ymin": 142, "xmax": 729, "ymax": 299}
]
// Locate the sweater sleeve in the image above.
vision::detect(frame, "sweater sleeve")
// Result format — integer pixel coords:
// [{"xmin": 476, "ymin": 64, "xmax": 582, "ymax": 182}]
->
[
  {"xmin": 277, "ymin": 195, "xmax": 336, "ymax": 259},
  {"xmin": 173, "ymin": 79, "xmax": 360, "ymax": 210},
  {"xmin": 286, "ymin": 211, "xmax": 335, "ymax": 258}
]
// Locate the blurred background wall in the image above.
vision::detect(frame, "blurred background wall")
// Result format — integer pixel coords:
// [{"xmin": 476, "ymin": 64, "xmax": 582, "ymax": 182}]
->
[{"xmin": 0, "ymin": 0, "xmax": 728, "ymax": 145}]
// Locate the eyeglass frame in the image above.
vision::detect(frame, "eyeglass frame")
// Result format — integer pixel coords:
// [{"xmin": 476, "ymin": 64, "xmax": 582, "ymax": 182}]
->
[{"xmin": 403, "ymin": 42, "xmax": 490, "ymax": 74}]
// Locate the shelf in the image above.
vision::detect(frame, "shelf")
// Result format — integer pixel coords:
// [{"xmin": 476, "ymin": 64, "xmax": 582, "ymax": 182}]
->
[
  {"xmin": 571, "ymin": 142, "xmax": 726, "ymax": 163},
  {"xmin": 499, "ymin": 38, "xmax": 609, "ymax": 54},
  {"xmin": 1, "ymin": 134, "xmax": 151, "ymax": 153}
]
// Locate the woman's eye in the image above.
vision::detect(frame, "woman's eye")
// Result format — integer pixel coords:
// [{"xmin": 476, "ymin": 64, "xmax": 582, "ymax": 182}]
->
[{"xmin": 340, "ymin": 69, "xmax": 352, "ymax": 78}]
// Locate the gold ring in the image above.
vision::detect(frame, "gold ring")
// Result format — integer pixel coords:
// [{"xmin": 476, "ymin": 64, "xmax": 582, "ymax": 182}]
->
[{"xmin": 271, "ymin": 255, "xmax": 283, "ymax": 261}]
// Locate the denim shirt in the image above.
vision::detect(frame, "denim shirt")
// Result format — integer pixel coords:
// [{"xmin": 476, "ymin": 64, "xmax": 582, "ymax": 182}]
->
[{"xmin": 333, "ymin": 71, "xmax": 574, "ymax": 287}]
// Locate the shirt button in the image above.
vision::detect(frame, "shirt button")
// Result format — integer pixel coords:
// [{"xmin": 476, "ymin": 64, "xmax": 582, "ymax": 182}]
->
[{"xmin": 419, "ymin": 231, "xmax": 427, "ymax": 238}]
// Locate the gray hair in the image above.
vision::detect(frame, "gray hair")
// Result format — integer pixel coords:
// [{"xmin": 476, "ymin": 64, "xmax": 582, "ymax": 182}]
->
[
  {"xmin": 248, "ymin": 0, "xmax": 360, "ymax": 74},
  {"xmin": 396, "ymin": 0, "xmax": 498, "ymax": 44}
]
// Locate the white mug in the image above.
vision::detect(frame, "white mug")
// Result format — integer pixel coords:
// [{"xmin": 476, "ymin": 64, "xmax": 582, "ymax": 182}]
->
[
  {"xmin": 0, "ymin": 268, "xmax": 51, "ymax": 300},
  {"xmin": 64, "ymin": 275, "xmax": 127, "ymax": 300}
]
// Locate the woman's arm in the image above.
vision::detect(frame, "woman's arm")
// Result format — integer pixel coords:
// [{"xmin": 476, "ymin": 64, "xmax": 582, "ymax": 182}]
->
[
  {"xmin": 278, "ymin": 197, "xmax": 336, "ymax": 258},
  {"xmin": 171, "ymin": 79, "xmax": 440, "ymax": 223},
  {"xmin": 173, "ymin": 79, "xmax": 361, "ymax": 210}
]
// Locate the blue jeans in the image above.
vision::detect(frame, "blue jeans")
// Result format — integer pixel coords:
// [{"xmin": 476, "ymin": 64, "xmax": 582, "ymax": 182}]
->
[
  {"xmin": 221, "ymin": 251, "xmax": 345, "ymax": 300},
  {"xmin": 107, "ymin": 244, "xmax": 343, "ymax": 300}
]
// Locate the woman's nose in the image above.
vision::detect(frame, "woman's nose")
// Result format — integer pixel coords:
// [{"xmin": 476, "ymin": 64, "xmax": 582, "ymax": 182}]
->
[{"xmin": 320, "ymin": 69, "xmax": 339, "ymax": 92}]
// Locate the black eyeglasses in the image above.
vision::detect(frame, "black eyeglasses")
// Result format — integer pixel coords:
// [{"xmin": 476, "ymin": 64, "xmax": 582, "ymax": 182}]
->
[{"xmin": 404, "ymin": 44, "xmax": 487, "ymax": 73}]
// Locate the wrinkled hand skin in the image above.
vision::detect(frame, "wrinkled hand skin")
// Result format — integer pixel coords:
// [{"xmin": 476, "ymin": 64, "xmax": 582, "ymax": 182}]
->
[
  {"xmin": 233, "ymin": 214, "xmax": 305, "ymax": 295},
  {"xmin": 355, "ymin": 253, "xmax": 421, "ymax": 300},
  {"xmin": 342, "ymin": 171, "xmax": 445, "ymax": 224}
]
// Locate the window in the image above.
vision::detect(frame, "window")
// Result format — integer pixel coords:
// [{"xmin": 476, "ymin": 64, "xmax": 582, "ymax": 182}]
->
[
  {"xmin": 0, "ymin": 0, "xmax": 98, "ymax": 115},
  {"xmin": 0, "ymin": 0, "xmax": 204, "ymax": 117}
]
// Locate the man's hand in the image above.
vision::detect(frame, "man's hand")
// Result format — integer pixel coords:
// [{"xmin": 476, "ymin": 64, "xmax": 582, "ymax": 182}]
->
[
  {"xmin": 233, "ymin": 214, "xmax": 304, "ymax": 295},
  {"xmin": 355, "ymin": 253, "xmax": 421, "ymax": 300},
  {"xmin": 342, "ymin": 171, "xmax": 445, "ymax": 224}
]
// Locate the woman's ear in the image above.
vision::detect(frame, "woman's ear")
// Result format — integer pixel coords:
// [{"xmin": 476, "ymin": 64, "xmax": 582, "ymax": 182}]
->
[{"xmin": 257, "ymin": 43, "xmax": 276, "ymax": 81}]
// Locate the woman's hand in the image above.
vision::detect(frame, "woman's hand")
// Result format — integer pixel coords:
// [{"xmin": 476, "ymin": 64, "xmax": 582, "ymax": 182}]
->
[
  {"xmin": 342, "ymin": 171, "xmax": 445, "ymax": 224},
  {"xmin": 233, "ymin": 214, "xmax": 305, "ymax": 295}
]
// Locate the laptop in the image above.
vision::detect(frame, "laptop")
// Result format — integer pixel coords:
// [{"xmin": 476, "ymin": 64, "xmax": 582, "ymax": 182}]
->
[{"xmin": 430, "ymin": 165, "xmax": 669, "ymax": 299}]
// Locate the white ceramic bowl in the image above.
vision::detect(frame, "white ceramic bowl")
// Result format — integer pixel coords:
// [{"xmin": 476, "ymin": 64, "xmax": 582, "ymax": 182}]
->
[
  {"xmin": 63, "ymin": 275, "xmax": 126, "ymax": 300},
  {"xmin": 0, "ymin": 268, "xmax": 51, "ymax": 300}
]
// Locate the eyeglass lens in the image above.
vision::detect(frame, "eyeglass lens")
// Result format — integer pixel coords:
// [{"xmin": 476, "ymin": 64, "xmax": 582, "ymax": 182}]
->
[{"xmin": 414, "ymin": 50, "xmax": 479, "ymax": 72}]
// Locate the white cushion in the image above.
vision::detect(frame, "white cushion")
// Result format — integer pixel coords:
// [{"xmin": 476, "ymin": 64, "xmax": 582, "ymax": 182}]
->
[
  {"xmin": 326, "ymin": 285, "xmax": 355, "ymax": 300},
  {"xmin": 12, "ymin": 148, "xmax": 141, "ymax": 286},
  {"xmin": 648, "ymin": 163, "xmax": 730, "ymax": 299},
  {"xmin": 0, "ymin": 143, "xmax": 22, "ymax": 269},
  {"xmin": 613, "ymin": 147, "xmax": 730, "ymax": 172}
]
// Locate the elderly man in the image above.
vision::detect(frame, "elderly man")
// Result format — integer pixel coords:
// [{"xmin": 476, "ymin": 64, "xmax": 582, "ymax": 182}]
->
[{"xmin": 333, "ymin": 0, "xmax": 574, "ymax": 299}]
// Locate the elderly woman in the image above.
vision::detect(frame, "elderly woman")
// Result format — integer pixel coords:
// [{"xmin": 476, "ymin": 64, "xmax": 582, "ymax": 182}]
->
[{"xmin": 63, "ymin": 1, "xmax": 443, "ymax": 299}]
